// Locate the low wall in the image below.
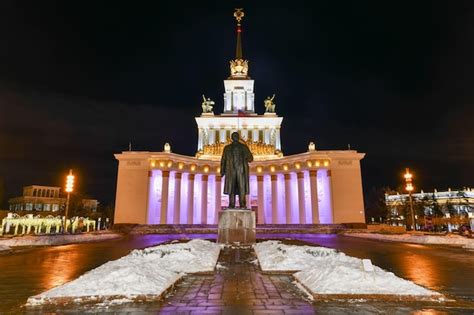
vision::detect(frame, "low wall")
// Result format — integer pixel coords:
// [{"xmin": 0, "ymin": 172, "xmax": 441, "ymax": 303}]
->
[{"xmin": 113, "ymin": 223, "xmax": 367, "ymax": 235}]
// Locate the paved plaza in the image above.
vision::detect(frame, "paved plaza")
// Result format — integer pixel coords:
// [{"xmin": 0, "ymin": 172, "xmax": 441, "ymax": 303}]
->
[{"xmin": 160, "ymin": 246, "xmax": 315, "ymax": 314}]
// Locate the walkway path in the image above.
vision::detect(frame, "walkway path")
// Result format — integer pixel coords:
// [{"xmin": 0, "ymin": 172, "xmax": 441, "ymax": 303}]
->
[{"xmin": 160, "ymin": 246, "xmax": 315, "ymax": 314}]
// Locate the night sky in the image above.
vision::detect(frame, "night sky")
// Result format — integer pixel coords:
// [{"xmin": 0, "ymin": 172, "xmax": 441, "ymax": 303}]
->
[{"xmin": 0, "ymin": 1, "xmax": 473, "ymax": 207}]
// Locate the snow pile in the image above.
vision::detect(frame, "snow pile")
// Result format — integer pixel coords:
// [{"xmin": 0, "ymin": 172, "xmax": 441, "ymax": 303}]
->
[
  {"xmin": 346, "ymin": 232, "xmax": 474, "ymax": 248},
  {"xmin": 254, "ymin": 241, "xmax": 440, "ymax": 297},
  {"xmin": 0, "ymin": 233, "xmax": 121, "ymax": 247},
  {"xmin": 0, "ymin": 244, "xmax": 11, "ymax": 252},
  {"xmin": 27, "ymin": 239, "xmax": 220, "ymax": 305}
]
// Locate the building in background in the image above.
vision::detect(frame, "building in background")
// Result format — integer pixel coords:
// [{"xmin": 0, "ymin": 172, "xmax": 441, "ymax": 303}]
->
[
  {"xmin": 8, "ymin": 185, "xmax": 99, "ymax": 213},
  {"xmin": 385, "ymin": 188, "xmax": 474, "ymax": 217},
  {"xmin": 113, "ymin": 10, "xmax": 366, "ymax": 226}
]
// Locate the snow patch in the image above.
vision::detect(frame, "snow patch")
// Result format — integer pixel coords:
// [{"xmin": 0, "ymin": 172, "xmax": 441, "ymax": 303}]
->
[
  {"xmin": 0, "ymin": 244, "xmax": 11, "ymax": 252},
  {"xmin": 254, "ymin": 240, "xmax": 440, "ymax": 297},
  {"xmin": 27, "ymin": 239, "xmax": 220, "ymax": 305},
  {"xmin": 346, "ymin": 232, "xmax": 474, "ymax": 248}
]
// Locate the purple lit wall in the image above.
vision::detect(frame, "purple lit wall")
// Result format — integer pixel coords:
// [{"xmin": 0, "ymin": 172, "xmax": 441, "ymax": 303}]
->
[
  {"xmin": 303, "ymin": 171, "xmax": 312, "ymax": 223},
  {"xmin": 318, "ymin": 170, "xmax": 333, "ymax": 224},
  {"xmin": 166, "ymin": 171, "xmax": 176, "ymax": 224},
  {"xmin": 147, "ymin": 170, "xmax": 162, "ymax": 224},
  {"xmin": 277, "ymin": 174, "xmax": 285, "ymax": 223},
  {"xmin": 179, "ymin": 173, "xmax": 189, "ymax": 224},
  {"xmin": 146, "ymin": 168, "xmax": 333, "ymax": 225},
  {"xmin": 290, "ymin": 172, "xmax": 299, "ymax": 223},
  {"xmin": 263, "ymin": 175, "xmax": 272, "ymax": 223},
  {"xmin": 250, "ymin": 175, "xmax": 258, "ymax": 209},
  {"xmin": 193, "ymin": 174, "xmax": 202, "ymax": 224}
]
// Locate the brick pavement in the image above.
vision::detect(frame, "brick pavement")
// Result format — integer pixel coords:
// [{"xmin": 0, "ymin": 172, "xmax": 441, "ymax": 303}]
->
[{"xmin": 159, "ymin": 246, "xmax": 315, "ymax": 315}]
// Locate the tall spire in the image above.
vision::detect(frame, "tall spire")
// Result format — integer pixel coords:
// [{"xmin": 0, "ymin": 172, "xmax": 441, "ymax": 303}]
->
[
  {"xmin": 234, "ymin": 8, "xmax": 244, "ymax": 59},
  {"xmin": 229, "ymin": 8, "xmax": 249, "ymax": 79}
]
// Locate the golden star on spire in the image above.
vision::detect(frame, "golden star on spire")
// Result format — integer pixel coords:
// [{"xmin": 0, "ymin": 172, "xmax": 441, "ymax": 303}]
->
[{"xmin": 234, "ymin": 8, "xmax": 244, "ymax": 25}]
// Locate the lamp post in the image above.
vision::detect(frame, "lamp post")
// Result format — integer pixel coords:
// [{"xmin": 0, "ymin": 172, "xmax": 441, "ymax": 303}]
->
[
  {"xmin": 64, "ymin": 169, "xmax": 75, "ymax": 233},
  {"xmin": 404, "ymin": 168, "xmax": 416, "ymax": 231}
]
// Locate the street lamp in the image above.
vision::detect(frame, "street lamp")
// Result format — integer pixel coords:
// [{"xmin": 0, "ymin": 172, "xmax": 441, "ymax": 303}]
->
[
  {"xmin": 404, "ymin": 168, "xmax": 416, "ymax": 231},
  {"xmin": 64, "ymin": 169, "xmax": 75, "ymax": 233}
]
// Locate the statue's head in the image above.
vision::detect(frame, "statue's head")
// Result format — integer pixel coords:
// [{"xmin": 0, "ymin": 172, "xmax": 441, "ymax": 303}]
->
[{"xmin": 231, "ymin": 132, "xmax": 240, "ymax": 142}]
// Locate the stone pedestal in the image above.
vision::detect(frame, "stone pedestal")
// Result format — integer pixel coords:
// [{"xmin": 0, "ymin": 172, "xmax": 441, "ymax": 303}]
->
[{"xmin": 217, "ymin": 209, "xmax": 256, "ymax": 245}]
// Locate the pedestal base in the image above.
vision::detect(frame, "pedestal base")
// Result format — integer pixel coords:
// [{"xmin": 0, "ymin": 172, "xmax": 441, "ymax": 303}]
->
[{"xmin": 217, "ymin": 209, "xmax": 256, "ymax": 245}]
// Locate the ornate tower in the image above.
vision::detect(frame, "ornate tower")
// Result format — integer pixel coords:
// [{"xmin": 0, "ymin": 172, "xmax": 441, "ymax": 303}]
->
[
  {"xmin": 223, "ymin": 8, "xmax": 255, "ymax": 114},
  {"xmin": 195, "ymin": 9, "xmax": 283, "ymax": 161}
]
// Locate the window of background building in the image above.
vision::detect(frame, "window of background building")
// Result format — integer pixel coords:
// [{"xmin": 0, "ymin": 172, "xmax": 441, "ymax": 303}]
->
[
  {"xmin": 52, "ymin": 204, "xmax": 59, "ymax": 211},
  {"xmin": 43, "ymin": 204, "xmax": 51, "ymax": 211},
  {"xmin": 25, "ymin": 203, "xmax": 33, "ymax": 210}
]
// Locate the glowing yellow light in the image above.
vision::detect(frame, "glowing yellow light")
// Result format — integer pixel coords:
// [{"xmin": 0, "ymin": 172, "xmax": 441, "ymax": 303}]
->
[
  {"xmin": 404, "ymin": 168, "xmax": 414, "ymax": 192},
  {"xmin": 217, "ymin": 167, "xmax": 221, "ymax": 173},
  {"xmin": 295, "ymin": 163, "xmax": 301, "ymax": 169},
  {"xmin": 257, "ymin": 166, "xmax": 262, "ymax": 173},
  {"xmin": 178, "ymin": 162, "xmax": 184, "ymax": 169},
  {"xmin": 283, "ymin": 164, "xmax": 288, "ymax": 171},
  {"xmin": 270, "ymin": 166, "xmax": 275, "ymax": 172},
  {"xmin": 204, "ymin": 166, "xmax": 209, "ymax": 173},
  {"xmin": 65, "ymin": 170, "xmax": 74, "ymax": 193},
  {"xmin": 151, "ymin": 160, "xmax": 156, "ymax": 167},
  {"xmin": 323, "ymin": 160, "xmax": 329, "ymax": 167},
  {"xmin": 190, "ymin": 164, "xmax": 196, "ymax": 171},
  {"xmin": 159, "ymin": 161, "xmax": 165, "ymax": 167},
  {"xmin": 307, "ymin": 161, "xmax": 312, "ymax": 167},
  {"xmin": 167, "ymin": 161, "xmax": 172, "ymax": 167},
  {"xmin": 315, "ymin": 161, "xmax": 320, "ymax": 167}
]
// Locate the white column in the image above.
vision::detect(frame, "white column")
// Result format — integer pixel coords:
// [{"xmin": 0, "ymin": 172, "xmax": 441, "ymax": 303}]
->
[
  {"xmin": 252, "ymin": 129, "xmax": 259, "ymax": 142},
  {"xmin": 173, "ymin": 172, "xmax": 182, "ymax": 224},
  {"xmin": 275, "ymin": 128, "xmax": 281, "ymax": 151},
  {"xmin": 241, "ymin": 129, "xmax": 249, "ymax": 141},
  {"xmin": 218, "ymin": 129, "xmax": 225, "ymax": 143},
  {"xmin": 187, "ymin": 173, "xmax": 195, "ymax": 224},
  {"xmin": 271, "ymin": 174, "xmax": 278, "ymax": 224},
  {"xmin": 160, "ymin": 171, "xmax": 170, "ymax": 224},
  {"xmin": 257, "ymin": 175, "xmax": 264, "ymax": 224},
  {"xmin": 201, "ymin": 174, "xmax": 208, "ymax": 224},
  {"xmin": 214, "ymin": 175, "xmax": 222, "ymax": 223},
  {"xmin": 264, "ymin": 129, "xmax": 271, "ymax": 144},
  {"xmin": 284, "ymin": 173, "xmax": 292, "ymax": 224},
  {"xmin": 309, "ymin": 170, "xmax": 320, "ymax": 224},
  {"xmin": 198, "ymin": 129, "xmax": 203, "ymax": 151},
  {"xmin": 297, "ymin": 172, "xmax": 306, "ymax": 224}
]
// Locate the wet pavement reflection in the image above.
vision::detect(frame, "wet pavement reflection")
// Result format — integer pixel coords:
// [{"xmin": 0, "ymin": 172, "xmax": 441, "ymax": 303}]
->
[{"xmin": 1, "ymin": 233, "xmax": 473, "ymax": 314}]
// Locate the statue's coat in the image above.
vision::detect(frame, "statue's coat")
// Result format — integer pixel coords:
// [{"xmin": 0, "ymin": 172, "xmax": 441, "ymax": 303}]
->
[{"xmin": 220, "ymin": 140, "xmax": 253, "ymax": 196}]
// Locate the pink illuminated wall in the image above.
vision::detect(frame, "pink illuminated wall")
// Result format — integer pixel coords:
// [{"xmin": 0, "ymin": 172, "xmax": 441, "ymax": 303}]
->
[
  {"xmin": 147, "ymin": 168, "xmax": 333, "ymax": 225},
  {"xmin": 147, "ymin": 170, "xmax": 162, "ymax": 224},
  {"xmin": 318, "ymin": 170, "xmax": 333, "ymax": 224},
  {"xmin": 263, "ymin": 175, "xmax": 272, "ymax": 223},
  {"xmin": 290, "ymin": 173, "xmax": 299, "ymax": 223}
]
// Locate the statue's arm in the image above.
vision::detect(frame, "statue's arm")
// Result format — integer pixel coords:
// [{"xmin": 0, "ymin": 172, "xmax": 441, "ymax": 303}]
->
[
  {"xmin": 246, "ymin": 146, "xmax": 254, "ymax": 163},
  {"xmin": 220, "ymin": 148, "xmax": 227, "ymax": 176}
]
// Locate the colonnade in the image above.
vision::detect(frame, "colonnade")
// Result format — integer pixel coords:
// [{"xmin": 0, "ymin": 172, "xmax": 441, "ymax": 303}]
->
[{"xmin": 150, "ymin": 169, "xmax": 332, "ymax": 225}]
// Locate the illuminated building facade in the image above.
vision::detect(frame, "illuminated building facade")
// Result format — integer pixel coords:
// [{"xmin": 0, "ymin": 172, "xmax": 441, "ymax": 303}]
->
[
  {"xmin": 8, "ymin": 185, "xmax": 99, "ymax": 213},
  {"xmin": 114, "ymin": 10, "xmax": 366, "ymax": 225},
  {"xmin": 385, "ymin": 188, "xmax": 474, "ymax": 216}
]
